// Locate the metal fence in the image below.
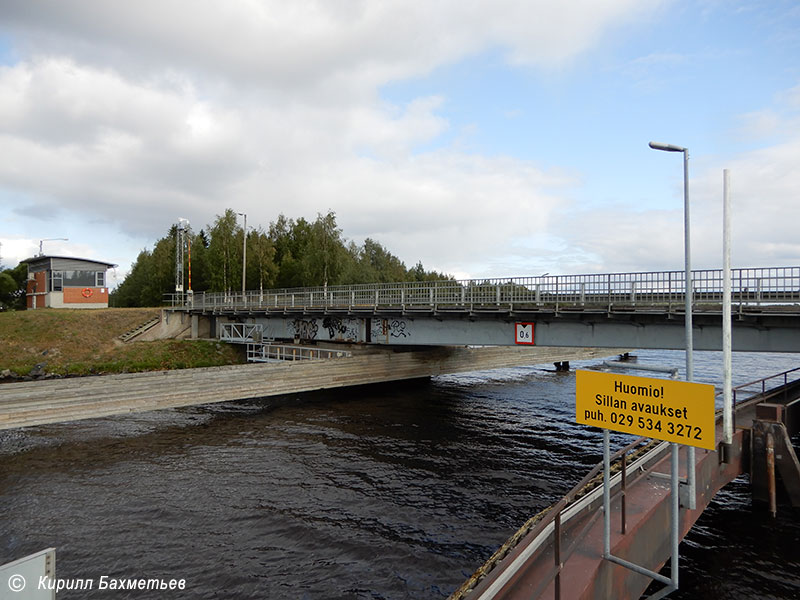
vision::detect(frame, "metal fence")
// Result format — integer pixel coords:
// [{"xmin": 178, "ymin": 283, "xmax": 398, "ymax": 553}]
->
[
  {"xmin": 220, "ymin": 322, "xmax": 264, "ymax": 342},
  {"xmin": 450, "ymin": 365, "xmax": 800, "ymax": 600},
  {"xmin": 246, "ymin": 343, "xmax": 352, "ymax": 362},
  {"xmin": 167, "ymin": 266, "xmax": 800, "ymax": 311}
]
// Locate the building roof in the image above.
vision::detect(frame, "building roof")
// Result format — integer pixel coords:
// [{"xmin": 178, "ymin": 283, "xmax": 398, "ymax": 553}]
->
[{"xmin": 20, "ymin": 255, "xmax": 118, "ymax": 268}]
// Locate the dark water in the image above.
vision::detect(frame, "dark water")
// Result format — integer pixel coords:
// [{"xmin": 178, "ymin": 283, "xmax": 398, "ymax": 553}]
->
[{"xmin": 1, "ymin": 350, "xmax": 799, "ymax": 599}]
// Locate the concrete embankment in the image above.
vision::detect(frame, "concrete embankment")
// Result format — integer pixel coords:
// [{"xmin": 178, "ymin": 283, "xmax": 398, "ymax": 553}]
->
[{"xmin": 0, "ymin": 346, "xmax": 624, "ymax": 430}]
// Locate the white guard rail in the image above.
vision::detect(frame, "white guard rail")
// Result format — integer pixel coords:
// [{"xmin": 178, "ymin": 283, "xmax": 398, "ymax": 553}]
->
[{"xmin": 168, "ymin": 266, "xmax": 800, "ymax": 311}]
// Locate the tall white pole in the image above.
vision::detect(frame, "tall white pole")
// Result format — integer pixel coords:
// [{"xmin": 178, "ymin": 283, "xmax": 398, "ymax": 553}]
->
[
  {"xmin": 723, "ymin": 169, "xmax": 733, "ymax": 444},
  {"xmin": 683, "ymin": 149, "xmax": 696, "ymax": 510},
  {"xmin": 650, "ymin": 141, "xmax": 696, "ymax": 509},
  {"xmin": 241, "ymin": 213, "xmax": 247, "ymax": 303},
  {"xmin": 683, "ymin": 149, "xmax": 693, "ymax": 382}
]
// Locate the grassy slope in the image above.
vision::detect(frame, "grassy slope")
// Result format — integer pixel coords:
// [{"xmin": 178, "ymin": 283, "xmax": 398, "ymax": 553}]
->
[{"xmin": 0, "ymin": 308, "xmax": 243, "ymax": 376}]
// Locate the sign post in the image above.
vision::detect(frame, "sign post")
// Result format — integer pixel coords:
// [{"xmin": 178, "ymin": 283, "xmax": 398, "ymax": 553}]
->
[{"xmin": 576, "ymin": 369, "xmax": 715, "ymax": 598}]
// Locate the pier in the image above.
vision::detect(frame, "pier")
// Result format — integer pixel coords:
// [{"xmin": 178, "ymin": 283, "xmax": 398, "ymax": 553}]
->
[
  {"xmin": 0, "ymin": 345, "xmax": 622, "ymax": 430},
  {"xmin": 449, "ymin": 370, "xmax": 800, "ymax": 599}
]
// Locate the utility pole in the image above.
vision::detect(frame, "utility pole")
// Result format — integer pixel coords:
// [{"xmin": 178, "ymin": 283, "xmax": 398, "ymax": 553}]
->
[
  {"xmin": 237, "ymin": 212, "xmax": 247, "ymax": 304},
  {"xmin": 176, "ymin": 219, "xmax": 189, "ymax": 302}
]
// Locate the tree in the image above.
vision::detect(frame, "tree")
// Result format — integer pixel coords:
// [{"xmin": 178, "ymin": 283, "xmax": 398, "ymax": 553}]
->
[
  {"xmin": 111, "ymin": 249, "xmax": 154, "ymax": 307},
  {"xmin": 357, "ymin": 238, "xmax": 407, "ymax": 283},
  {"xmin": 111, "ymin": 208, "xmax": 452, "ymax": 302},
  {"xmin": 145, "ymin": 230, "xmax": 177, "ymax": 303},
  {"xmin": 187, "ymin": 229, "xmax": 211, "ymax": 292},
  {"xmin": 409, "ymin": 260, "xmax": 451, "ymax": 282},
  {"xmin": 0, "ymin": 271, "xmax": 20, "ymax": 309},
  {"xmin": 269, "ymin": 215, "xmax": 311, "ymax": 288},
  {"xmin": 310, "ymin": 211, "xmax": 344, "ymax": 287},
  {"xmin": 207, "ymin": 209, "xmax": 240, "ymax": 295},
  {"xmin": 247, "ymin": 227, "xmax": 277, "ymax": 297},
  {"xmin": 111, "ymin": 229, "xmax": 178, "ymax": 307}
]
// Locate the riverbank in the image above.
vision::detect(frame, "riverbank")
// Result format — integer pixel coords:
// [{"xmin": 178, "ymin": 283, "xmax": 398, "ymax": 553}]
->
[{"xmin": 0, "ymin": 308, "xmax": 243, "ymax": 379}]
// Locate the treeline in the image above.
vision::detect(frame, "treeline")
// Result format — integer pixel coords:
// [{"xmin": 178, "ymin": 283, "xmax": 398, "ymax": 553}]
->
[
  {"xmin": 112, "ymin": 209, "xmax": 449, "ymax": 307},
  {"xmin": 0, "ymin": 262, "xmax": 27, "ymax": 310}
]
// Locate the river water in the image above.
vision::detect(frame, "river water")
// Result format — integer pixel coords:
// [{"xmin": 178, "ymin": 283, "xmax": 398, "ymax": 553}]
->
[{"xmin": 1, "ymin": 349, "xmax": 799, "ymax": 599}]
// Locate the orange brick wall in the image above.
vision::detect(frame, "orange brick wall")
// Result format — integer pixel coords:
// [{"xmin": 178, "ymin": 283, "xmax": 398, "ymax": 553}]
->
[
  {"xmin": 26, "ymin": 271, "xmax": 48, "ymax": 309},
  {"xmin": 63, "ymin": 287, "xmax": 109, "ymax": 304}
]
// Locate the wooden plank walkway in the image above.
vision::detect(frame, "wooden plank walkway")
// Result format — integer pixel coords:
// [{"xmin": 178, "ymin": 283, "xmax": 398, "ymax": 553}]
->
[{"xmin": 0, "ymin": 346, "xmax": 624, "ymax": 430}]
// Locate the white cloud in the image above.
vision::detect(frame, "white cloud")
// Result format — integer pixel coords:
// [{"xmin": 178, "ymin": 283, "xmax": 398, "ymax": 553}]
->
[
  {"xmin": 20, "ymin": 0, "xmax": 800, "ymax": 284},
  {"xmin": 1, "ymin": 1, "xmax": 663, "ymax": 90},
  {"xmin": 692, "ymin": 136, "xmax": 800, "ymax": 267},
  {"xmin": 553, "ymin": 95, "xmax": 800, "ymax": 274},
  {"xmin": 0, "ymin": 1, "xmax": 662, "ymax": 275}
]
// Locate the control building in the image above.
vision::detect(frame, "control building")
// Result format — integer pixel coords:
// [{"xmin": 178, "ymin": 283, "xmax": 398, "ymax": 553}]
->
[{"xmin": 22, "ymin": 255, "xmax": 117, "ymax": 309}]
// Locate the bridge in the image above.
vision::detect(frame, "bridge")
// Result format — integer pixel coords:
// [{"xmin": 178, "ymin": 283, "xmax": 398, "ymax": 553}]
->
[
  {"xmin": 168, "ymin": 266, "xmax": 800, "ymax": 353},
  {"xmin": 4, "ymin": 267, "xmax": 800, "ymax": 599}
]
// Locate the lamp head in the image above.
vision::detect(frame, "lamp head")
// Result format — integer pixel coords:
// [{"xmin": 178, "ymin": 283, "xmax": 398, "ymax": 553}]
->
[{"xmin": 649, "ymin": 141, "xmax": 686, "ymax": 153}]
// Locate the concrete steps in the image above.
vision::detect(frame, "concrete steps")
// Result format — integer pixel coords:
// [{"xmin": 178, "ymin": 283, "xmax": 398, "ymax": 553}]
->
[{"xmin": 118, "ymin": 315, "xmax": 161, "ymax": 342}]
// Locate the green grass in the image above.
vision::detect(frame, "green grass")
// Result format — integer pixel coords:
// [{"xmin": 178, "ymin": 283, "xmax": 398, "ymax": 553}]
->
[{"xmin": 0, "ymin": 308, "xmax": 243, "ymax": 376}]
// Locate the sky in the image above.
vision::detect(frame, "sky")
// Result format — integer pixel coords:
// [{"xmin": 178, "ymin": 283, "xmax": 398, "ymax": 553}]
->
[{"xmin": 0, "ymin": 0, "xmax": 798, "ymax": 287}]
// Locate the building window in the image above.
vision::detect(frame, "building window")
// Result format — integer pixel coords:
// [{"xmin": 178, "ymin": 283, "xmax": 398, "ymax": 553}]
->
[
  {"xmin": 51, "ymin": 271, "xmax": 63, "ymax": 292},
  {"xmin": 96, "ymin": 271, "xmax": 105, "ymax": 287},
  {"xmin": 63, "ymin": 270, "xmax": 96, "ymax": 287}
]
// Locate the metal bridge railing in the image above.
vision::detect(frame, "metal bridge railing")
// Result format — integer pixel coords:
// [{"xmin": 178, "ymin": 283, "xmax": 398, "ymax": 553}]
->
[
  {"xmin": 220, "ymin": 322, "xmax": 264, "ymax": 343},
  {"xmin": 166, "ymin": 266, "xmax": 800, "ymax": 311},
  {"xmin": 450, "ymin": 365, "xmax": 800, "ymax": 600},
  {"xmin": 246, "ymin": 343, "xmax": 352, "ymax": 362}
]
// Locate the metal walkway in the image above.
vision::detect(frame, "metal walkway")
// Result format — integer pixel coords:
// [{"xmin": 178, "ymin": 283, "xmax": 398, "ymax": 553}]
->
[
  {"xmin": 218, "ymin": 322, "xmax": 353, "ymax": 362},
  {"xmin": 449, "ymin": 369, "xmax": 800, "ymax": 600}
]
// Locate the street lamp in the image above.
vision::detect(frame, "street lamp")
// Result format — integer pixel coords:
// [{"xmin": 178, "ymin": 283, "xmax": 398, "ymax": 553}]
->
[
  {"xmin": 237, "ymin": 212, "xmax": 247, "ymax": 303},
  {"xmin": 38, "ymin": 238, "xmax": 68, "ymax": 256},
  {"xmin": 649, "ymin": 141, "xmax": 692, "ymax": 379},
  {"xmin": 650, "ymin": 140, "xmax": 695, "ymax": 513}
]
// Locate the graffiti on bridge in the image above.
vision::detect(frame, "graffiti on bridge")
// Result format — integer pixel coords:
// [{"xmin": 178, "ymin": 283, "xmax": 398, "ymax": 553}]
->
[
  {"xmin": 290, "ymin": 318, "xmax": 319, "ymax": 340},
  {"xmin": 322, "ymin": 317, "xmax": 359, "ymax": 342}
]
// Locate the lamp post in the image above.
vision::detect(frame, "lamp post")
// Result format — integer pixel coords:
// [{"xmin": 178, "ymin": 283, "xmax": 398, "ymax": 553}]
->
[
  {"xmin": 237, "ymin": 212, "xmax": 247, "ymax": 304},
  {"xmin": 649, "ymin": 141, "xmax": 692, "ymax": 378},
  {"xmin": 38, "ymin": 238, "xmax": 69, "ymax": 256},
  {"xmin": 650, "ymin": 140, "xmax": 695, "ymax": 512}
]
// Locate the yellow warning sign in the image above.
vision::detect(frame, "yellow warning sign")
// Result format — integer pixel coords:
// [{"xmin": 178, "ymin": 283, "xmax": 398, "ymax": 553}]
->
[{"xmin": 576, "ymin": 370, "xmax": 716, "ymax": 450}]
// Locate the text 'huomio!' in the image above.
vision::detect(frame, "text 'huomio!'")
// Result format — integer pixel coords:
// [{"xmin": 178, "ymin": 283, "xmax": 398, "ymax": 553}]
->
[{"xmin": 575, "ymin": 370, "xmax": 716, "ymax": 450}]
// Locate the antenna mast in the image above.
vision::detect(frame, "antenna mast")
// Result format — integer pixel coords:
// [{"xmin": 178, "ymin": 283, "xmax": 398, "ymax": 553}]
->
[{"xmin": 176, "ymin": 219, "xmax": 189, "ymax": 295}]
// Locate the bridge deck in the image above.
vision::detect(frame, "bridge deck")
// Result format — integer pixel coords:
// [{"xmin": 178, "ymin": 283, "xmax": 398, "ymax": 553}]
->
[{"xmin": 164, "ymin": 268, "xmax": 800, "ymax": 353}]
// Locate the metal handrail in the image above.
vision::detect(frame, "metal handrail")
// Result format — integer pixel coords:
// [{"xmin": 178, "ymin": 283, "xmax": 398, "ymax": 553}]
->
[
  {"xmin": 727, "ymin": 367, "xmax": 800, "ymax": 429},
  {"xmin": 728, "ymin": 366, "xmax": 800, "ymax": 400},
  {"xmin": 453, "ymin": 367, "xmax": 800, "ymax": 600},
  {"xmin": 245, "ymin": 343, "xmax": 352, "ymax": 362},
  {"xmin": 166, "ymin": 266, "xmax": 800, "ymax": 311},
  {"xmin": 450, "ymin": 436, "xmax": 659, "ymax": 600}
]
